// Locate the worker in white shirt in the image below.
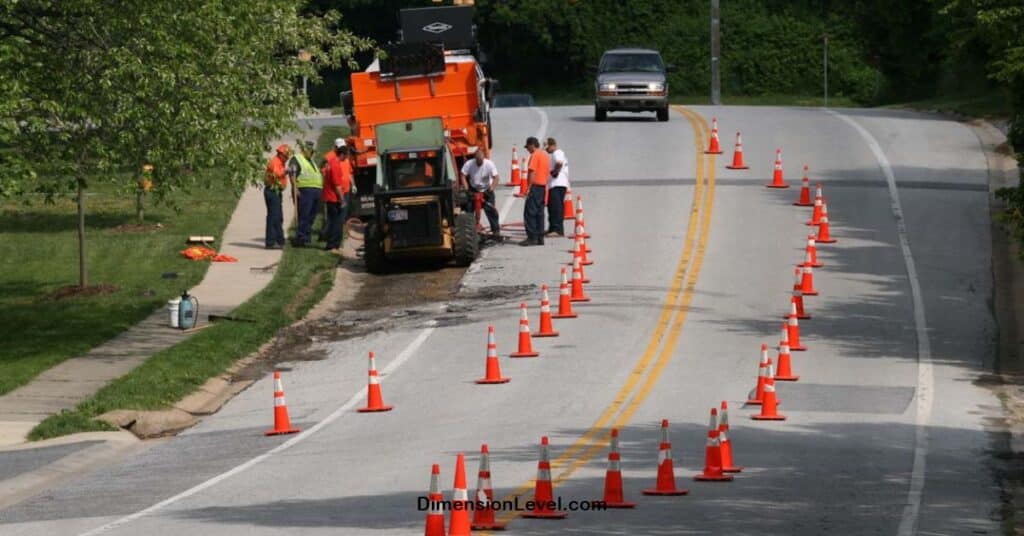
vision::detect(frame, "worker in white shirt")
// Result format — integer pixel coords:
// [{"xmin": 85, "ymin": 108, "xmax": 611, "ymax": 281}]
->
[
  {"xmin": 544, "ymin": 137, "xmax": 570, "ymax": 237},
  {"xmin": 459, "ymin": 149, "xmax": 501, "ymax": 237}
]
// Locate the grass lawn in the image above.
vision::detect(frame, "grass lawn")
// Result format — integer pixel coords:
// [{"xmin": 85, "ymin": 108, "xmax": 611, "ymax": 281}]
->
[
  {"xmin": 30, "ymin": 126, "xmax": 348, "ymax": 440},
  {"xmin": 890, "ymin": 89, "xmax": 1012, "ymax": 119},
  {"xmin": 0, "ymin": 181, "xmax": 239, "ymax": 396}
]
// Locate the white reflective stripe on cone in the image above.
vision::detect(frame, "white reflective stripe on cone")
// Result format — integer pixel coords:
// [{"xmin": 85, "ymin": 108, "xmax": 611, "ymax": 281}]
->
[
  {"xmin": 274, "ymin": 395, "xmax": 286, "ymax": 407},
  {"xmin": 658, "ymin": 447, "xmax": 672, "ymax": 463},
  {"xmin": 453, "ymin": 488, "xmax": 468, "ymax": 501}
]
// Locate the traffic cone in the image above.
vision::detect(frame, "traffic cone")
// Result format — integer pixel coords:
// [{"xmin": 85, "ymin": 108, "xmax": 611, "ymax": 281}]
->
[
  {"xmin": 695, "ymin": 408, "xmax": 733, "ymax": 482},
  {"xmin": 725, "ymin": 132, "xmax": 749, "ymax": 170},
  {"xmin": 600, "ymin": 428, "xmax": 636, "ymax": 508},
  {"xmin": 534, "ymin": 285, "xmax": 559, "ymax": 337},
  {"xmin": 424, "ymin": 464, "xmax": 446, "ymax": 536},
  {"xmin": 719, "ymin": 401, "xmax": 743, "ymax": 473},
  {"xmin": 523, "ymin": 436, "xmax": 568, "ymax": 519},
  {"xmin": 775, "ymin": 327, "xmax": 799, "ymax": 381},
  {"xmin": 642, "ymin": 419, "xmax": 689, "ymax": 496},
  {"xmin": 449, "ymin": 453, "xmax": 472, "ymax": 536},
  {"xmin": 766, "ymin": 148, "xmax": 788, "ymax": 188},
  {"xmin": 788, "ymin": 311, "xmax": 808, "ymax": 352},
  {"xmin": 573, "ymin": 235, "xmax": 593, "ymax": 266},
  {"xmin": 800, "ymin": 265, "xmax": 818, "ymax": 296},
  {"xmin": 569, "ymin": 216, "xmax": 591, "ymax": 240},
  {"xmin": 817, "ymin": 206, "xmax": 837, "ymax": 244},
  {"xmin": 264, "ymin": 371, "xmax": 301, "ymax": 436},
  {"xmin": 471, "ymin": 445, "xmax": 505, "ymax": 530},
  {"xmin": 507, "ymin": 147, "xmax": 521, "ymax": 187},
  {"xmin": 746, "ymin": 344, "xmax": 770, "ymax": 405},
  {"xmin": 787, "ymin": 267, "xmax": 810, "ymax": 320},
  {"xmin": 575, "ymin": 195, "xmax": 584, "ymax": 221},
  {"xmin": 477, "ymin": 325, "xmax": 510, "ymax": 384},
  {"xmin": 510, "ymin": 303, "xmax": 539, "ymax": 358},
  {"xmin": 575, "ymin": 250, "xmax": 591, "ymax": 283},
  {"xmin": 752, "ymin": 366, "xmax": 786, "ymax": 421},
  {"xmin": 794, "ymin": 166, "xmax": 813, "ymax": 206},
  {"xmin": 569, "ymin": 257, "xmax": 591, "ymax": 302},
  {"xmin": 799, "ymin": 235, "xmax": 824, "ymax": 268},
  {"xmin": 552, "ymin": 268, "xmax": 578, "ymax": 319},
  {"xmin": 515, "ymin": 157, "xmax": 528, "ymax": 197},
  {"xmin": 357, "ymin": 351, "xmax": 394, "ymax": 412},
  {"xmin": 807, "ymin": 184, "xmax": 824, "ymax": 225},
  {"xmin": 563, "ymin": 186, "xmax": 576, "ymax": 220},
  {"xmin": 705, "ymin": 117, "xmax": 723, "ymax": 154}
]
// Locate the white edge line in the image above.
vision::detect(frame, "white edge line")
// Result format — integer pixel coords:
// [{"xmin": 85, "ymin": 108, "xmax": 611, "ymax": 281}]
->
[
  {"xmin": 827, "ymin": 109, "xmax": 933, "ymax": 536},
  {"xmin": 78, "ymin": 326, "xmax": 437, "ymax": 536}
]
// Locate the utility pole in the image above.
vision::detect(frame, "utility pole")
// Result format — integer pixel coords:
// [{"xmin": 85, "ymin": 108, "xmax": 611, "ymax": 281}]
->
[
  {"xmin": 710, "ymin": 0, "xmax": 721, "ymax": 105},
  {"xmin": 823, "ymin": 35, "xmax": 829, "ymax": 108}
]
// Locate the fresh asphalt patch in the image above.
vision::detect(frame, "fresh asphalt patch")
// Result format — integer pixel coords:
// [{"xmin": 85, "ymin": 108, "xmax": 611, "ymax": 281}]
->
[{"xmin": 771, "ymin": 383, "xmax": 916, "ymax": 414}]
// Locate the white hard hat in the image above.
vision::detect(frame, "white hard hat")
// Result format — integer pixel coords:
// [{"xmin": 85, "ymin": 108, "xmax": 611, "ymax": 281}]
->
[{"xmin": 333, "ymin": 138, "xmax": 346, "ymax": 148}]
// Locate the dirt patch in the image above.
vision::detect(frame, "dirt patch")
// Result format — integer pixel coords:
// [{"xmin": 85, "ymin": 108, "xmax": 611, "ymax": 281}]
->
[
  {"xmin": 109, "ymin": 222, "xmax": 164, "ymax": 234},
  {"xmin": 46, "ymin": 284, "xmax": 119, "ymax": 301}
]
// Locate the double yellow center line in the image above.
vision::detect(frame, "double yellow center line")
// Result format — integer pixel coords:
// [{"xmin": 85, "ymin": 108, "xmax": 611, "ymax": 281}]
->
[{"xmin": 488, "ymin": 106, "xmax": 717, "ymax": 528}]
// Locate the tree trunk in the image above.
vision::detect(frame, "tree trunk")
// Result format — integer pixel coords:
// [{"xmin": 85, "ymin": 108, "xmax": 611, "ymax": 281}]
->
[
  {"xmin": 77, "ymin": 177, "xmax": 88, "ymax": 288},
  {"xmin": 136, "ymin": 188, "xmax": 145, "ymax": 223}
]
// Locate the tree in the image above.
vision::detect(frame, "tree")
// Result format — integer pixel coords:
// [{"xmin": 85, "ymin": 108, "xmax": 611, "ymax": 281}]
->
[{"xmin": 0, "ymin": 0, "xmax": 372, "ymax": 287}]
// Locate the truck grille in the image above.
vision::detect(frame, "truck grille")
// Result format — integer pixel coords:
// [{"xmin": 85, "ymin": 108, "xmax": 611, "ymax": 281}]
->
[
  {"xmin": 390, "ymin": 203, "xmax": 442, "ymax": 248},
  {"xmin": 614, "ymin": 84, "xmax": 651, "ymax": 94}
]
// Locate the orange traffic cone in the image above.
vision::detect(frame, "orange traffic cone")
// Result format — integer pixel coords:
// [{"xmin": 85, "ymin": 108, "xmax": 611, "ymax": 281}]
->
[
  {"xmin": 746, "ymin": 344, "xmax": 770, "ymax": 405},
  {"xmin": 471, "ymin": 444, "xmax": 505, "ymax": 530},
  {"xmin": 787, "ymin": 267, "xmax": 810, "ymax": 320},
  {"xmin": 515, "ymin": 157, "xmax": 528, "ymax": 197},
  {"xmin": 725, "ymin": 132, "xmax": 749, "ymax": 170},
  {"xmin": 695, "ymin": 408, "xmax": 733, "ymax": 481},
  {"xmin": 799, "ymin": 235, "xmax": 824, "ymax": 268},
  {"xmin": 534, "ymin": 285, "xmax": 559, "ymax": 337},
  {"xmin": 807, "ymin": 184, "xmax": 824, "ymax": 225},
  {"xmin": 800, "ymin": 264, "xmax": 818, "ymax": 296},
  {"xmin": 719, "ymin": 401, "xmax": 743, "ymax": 472},
  {"xmin": 507, "ymin": 147, "xmax": 521, "ymax": 187},
  {"xmin": 552, "ymin": 268, "xmax": 578, "ymax": 319},
  {"xmin": 775, "ymin": 327, "xmax": 799, "ymax": 381},
  {"xmin": 705, "ymin": 117, "xmax": 723, "ymax": 154},
  {"xmin": 357, "ymin": 351, "xmax": 393, "ymax": 412},
  {"xmin": 817, "ymin": 206, "xmax": 836, "ymax": 244},
  {"xmin": 575, "ymin": 195, "xmax": 584, "ymax": 219},
  {"xmin": 642, "ymin": 419, "xmax": 689, "ymax": 496},
  {"xmin": 264, "ymin": 371, "xmax": 301, "ymax": 436},
  {"xmin": 600, "ymin": 428, "xmax": 636, "ymax": 508},
  {"xmin": 574, "ymin": 250, "xmax": 591, "ymax": 283},
  {"xmin": 563, "ymin": 186, "xmax": 576, "ymax": 220},
  {"xmin": 788, "ymin": 311, "xmax": 808, "ymax": 352},
  {"xmin": 569, "ymin": 257, "xmax": 591, "ymax": 302},
  {"xmin": 477, "ymin": 325, "xmax": 510, "ymax": 384},
  {"xmin": 766, "ymin": 148, "xmax": 788, "ymax": 188},
  {"xmin": 449, "ymin": 453, "xmax": 473, "ymax": 536},
  {"xmin": 523, "ymin": 436, "xmax": 568, "ymax": 519},
  {"xmin": 752, "ymin": 366, "xmax": 786, "ymax": 420},
  {"xmin": 794, "ymin": 166, "xmax": 813, "ymax": 206},
  {"xmin": 424, "ymin": 464, "xmax": 446, "ymax": 536},
  {"xmin": 569, "ymin": 216, "xmax": 591, "ymax": 240},
  {"xmin": 571, "ymin": 235, "xmax": 593, "ymax": 266},
  {"xmin": 510, "ymin": 303, "xmax": 539, "ymax": 358}
]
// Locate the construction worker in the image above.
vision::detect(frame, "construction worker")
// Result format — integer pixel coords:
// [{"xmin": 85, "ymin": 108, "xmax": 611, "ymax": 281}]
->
[
  {"xmin": 263, "ymin": 144, "xmax": 290, "ymax": 249},
  {"xmin": 288, "ymin": 140, "xmax": 322, "ymax": 247},
  {"xmin": 521, "ymin": 136, "xmax": 549, "ymax": 246},
  {"xmin": 459, "ymin": 149, "xmax": 501, "ymax": 237},
  {"xmin": 323, "ymin": 140, "xmax": 352, "ymax": 254},
  {"xmin": 544, "ymin": 137, "xmax": 570, "ymax": 237}
]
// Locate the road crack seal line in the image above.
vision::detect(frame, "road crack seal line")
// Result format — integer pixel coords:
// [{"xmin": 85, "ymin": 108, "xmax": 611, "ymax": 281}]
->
[
  {"xmin": 827, "ymin": 109, "xmax": 934, "ymax": 536},
  {"xmin": 488, "ymin": 106, "xmax": 716, "ymax": 529}
]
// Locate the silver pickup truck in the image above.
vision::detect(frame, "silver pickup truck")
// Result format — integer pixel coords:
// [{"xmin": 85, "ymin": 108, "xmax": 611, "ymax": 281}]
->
[{"xmin": 594, "ymin": 48, "xmax": 673, "ymax": 122}]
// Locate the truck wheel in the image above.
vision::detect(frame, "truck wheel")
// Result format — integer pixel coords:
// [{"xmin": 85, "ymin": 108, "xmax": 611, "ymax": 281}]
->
[
  {"xmin": 657, "ymin": 107, "xmax": 670, "ymax": 122},
  {"xmin": 453, "ymin": 212, "xmax": 480, "ymax": 266},
  {"xmin": 364, "ymin": 222, "xmax": 387, "ymax": 274},
  {"xmin": 595, "ymin": 108, "xmax": 607, "ymax": 122}
]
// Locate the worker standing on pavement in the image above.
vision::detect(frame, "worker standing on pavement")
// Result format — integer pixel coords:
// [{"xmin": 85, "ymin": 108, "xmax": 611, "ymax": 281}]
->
[
  {"xmin": 288, "ymin": 140, "xmax": 323, "ymax": 247},
  {"xmin": 521, "ymin": 136, "xmax": 549, "ymax": 246},
  {"xmin": 544, "ymin": 137, "xmax": 570, "ymax": 238},
  {"xmin": 459, "ymin": 149, "xmax": 501, "ymax": 238},
  {"xmin": 322, "ymin": 140, "xmax": 352, "ymax": 254},
  {"xmin": 263, "ymin": 144, "xmax": 290, "ymax": 250}
]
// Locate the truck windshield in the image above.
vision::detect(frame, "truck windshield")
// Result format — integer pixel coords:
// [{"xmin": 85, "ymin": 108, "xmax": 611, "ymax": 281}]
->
[{"xmin": 599, "ymin": 53, "xmax": 664, "ymax": 73}]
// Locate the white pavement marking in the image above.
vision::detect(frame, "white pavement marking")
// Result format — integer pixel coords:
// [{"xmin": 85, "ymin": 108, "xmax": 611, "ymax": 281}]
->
[
  {"xmin": 77, "ymin": 327, "xmax": 437, "ymax": 536},
  {"xmin": 497, "ymin": 107, "xmax": 548, "ymax": 223},
  {"xmin": 828, "ymin": 110, "xmax": 934, "ymax": 536}
]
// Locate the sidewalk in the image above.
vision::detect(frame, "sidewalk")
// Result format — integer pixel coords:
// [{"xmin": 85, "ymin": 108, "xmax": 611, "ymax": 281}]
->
[{"xmin": 0, "ymin": 126, "xmax": 320, "ymax": 447}]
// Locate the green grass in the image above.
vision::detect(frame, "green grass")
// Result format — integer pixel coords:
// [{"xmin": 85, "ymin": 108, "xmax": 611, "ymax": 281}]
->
[
  {"xmin": 29, "ymin": 130, "xmax": 343, "ymax": 441},
  {"xmin": 890, "ymin": 89, "xmax": 1012, "ymax": 119},
  {"xmin": 0, "ymin": 181, "xmax": 239, "ymax": 396}
]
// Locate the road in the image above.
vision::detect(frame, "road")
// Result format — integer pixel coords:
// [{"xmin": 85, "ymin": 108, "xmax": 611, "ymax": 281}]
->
[{"xmin": 0, "ymin": 105, "xmax": 1008, "ymax": 535}]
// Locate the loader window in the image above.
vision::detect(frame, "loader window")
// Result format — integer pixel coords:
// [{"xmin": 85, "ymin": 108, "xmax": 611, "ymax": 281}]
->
[{"xmin": 390, "ymin": 157, "xmax": 440, "ymax": 189}]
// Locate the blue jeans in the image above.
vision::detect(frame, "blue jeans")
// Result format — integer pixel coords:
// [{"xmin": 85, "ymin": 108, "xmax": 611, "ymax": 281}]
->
[
  {"xmin": 524, "ymin": 185, "xmax": 546, "ymax": 242},
  {"xmin": 324, "ymin": 200, "xmax": 347, "ymax": 249},
  {"xmin": 296, "ymin": 187, "xmax": 321, "ymax": 245},
  {"xmin": 263, "ymin": 187, "xmax": 285, "ymax": 247},
  {"xmin": 547, "ymin": 186, "xmax": 566, "ymax": 235}
]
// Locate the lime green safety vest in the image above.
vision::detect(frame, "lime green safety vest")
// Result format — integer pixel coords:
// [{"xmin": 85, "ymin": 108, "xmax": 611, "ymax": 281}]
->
[{"xmin": 294, "ymin": 153, "xmax": 322, "ymax": 189}]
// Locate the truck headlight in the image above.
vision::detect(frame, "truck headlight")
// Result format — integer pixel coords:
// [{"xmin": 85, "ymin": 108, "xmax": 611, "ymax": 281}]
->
[
  {"xmin": 648, "ymin": 82, "xmax": 665, "ymax": 92},
  {"xmin": 598, "ymin": 82, "xmax": 617, "ymax": 92}
]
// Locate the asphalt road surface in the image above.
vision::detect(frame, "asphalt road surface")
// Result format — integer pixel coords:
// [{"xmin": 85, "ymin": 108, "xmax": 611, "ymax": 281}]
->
[{"xmin": 0, "ymin": 105, "xmax": 1006, "ymax": 535}]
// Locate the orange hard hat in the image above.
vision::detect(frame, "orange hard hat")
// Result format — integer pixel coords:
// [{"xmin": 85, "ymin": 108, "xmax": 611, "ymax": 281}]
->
[{"xmin": 276, "ymin": 144, "xmax": 290, "ymax": 155}]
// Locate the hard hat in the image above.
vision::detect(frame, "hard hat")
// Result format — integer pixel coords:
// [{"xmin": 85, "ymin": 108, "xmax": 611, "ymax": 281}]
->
[
  {"xmin": 333, "ymin": 138, "xmax": 346, "ymax": 148},
  {"xmin": 276, "ymin": 144, "xmax": 290, "ymax": 155}
]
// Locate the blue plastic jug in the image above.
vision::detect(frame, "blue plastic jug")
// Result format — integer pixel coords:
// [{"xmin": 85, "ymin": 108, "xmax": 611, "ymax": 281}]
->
[{"xmin": 178, "ymin": 291, "xmax": 199, "ymax": 330}]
